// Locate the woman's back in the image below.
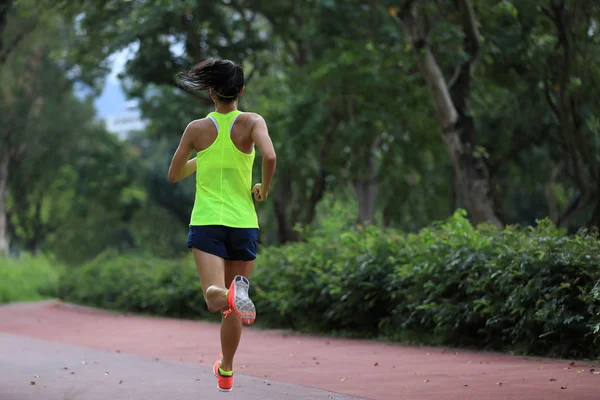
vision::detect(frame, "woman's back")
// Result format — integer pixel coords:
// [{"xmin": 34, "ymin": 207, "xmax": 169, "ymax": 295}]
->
[{"xmin": 189, "ymin": 110, "xmax": 258, "ymax": 228}]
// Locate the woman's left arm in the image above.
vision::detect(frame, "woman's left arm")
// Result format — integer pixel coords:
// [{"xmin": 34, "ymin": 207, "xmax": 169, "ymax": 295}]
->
[{"xmin": 168, "ymin": 122, "xmax": 197, "ymax": 183}]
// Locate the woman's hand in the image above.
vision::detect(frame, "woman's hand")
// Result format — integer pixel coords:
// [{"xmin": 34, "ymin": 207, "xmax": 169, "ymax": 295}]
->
[{"xmin": 252, "ymin": 183, "xmax": 269, "ymax": 202}]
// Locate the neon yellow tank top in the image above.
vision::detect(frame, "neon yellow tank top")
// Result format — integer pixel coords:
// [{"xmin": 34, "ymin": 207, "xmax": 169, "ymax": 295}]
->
[{"xmin": 190, "ymin": 110, "xmax": 258, "ymax": 228}]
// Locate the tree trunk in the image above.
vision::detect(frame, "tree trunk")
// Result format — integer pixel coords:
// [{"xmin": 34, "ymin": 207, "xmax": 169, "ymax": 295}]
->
[
  {"xmin": 0, "ymin": 152, "xmax": 9, "ymax": 255},
  {"xmin": 353, "ymin": 136, "xmax": 380, "ymax": 225},
  {"xmin": 353, "ymin": 180, "xmax": 378, "ymax": 226},
  {"xmin": 546, "ymin": 161, "xmax": 564, "ymax": 225},
  {"xmin": 0, "ymin": 1, "xmax": 11, "ymax": 62},
  {"xmin": 273, "ymin": 171, "xmax": 297, "ymax": 243},
  {"xmin": 588, "ymin": 196, "xmax": 600, "ymax": 231},
  {"xmin": 587, "ymin": 165, "xmax": 600, "ymax": 230},
  {"xmin": 398, "ymin": 0, "xmax": 503, "ymax": 227}
]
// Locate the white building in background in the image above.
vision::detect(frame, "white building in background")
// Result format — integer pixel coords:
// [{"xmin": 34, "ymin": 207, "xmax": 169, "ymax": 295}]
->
[{"xmin": 104, "ymin": 100, "xmax": 147, "ymax": 140}]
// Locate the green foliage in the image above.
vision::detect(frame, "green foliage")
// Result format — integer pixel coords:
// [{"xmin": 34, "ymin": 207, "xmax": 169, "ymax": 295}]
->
[
  {"xmin": 57, "ymin": 211, "xmax": 600, "ymax": 358},
  {"xmin": 58, "ymin": 250, "xmax": 211, "ymax": 319},
  {"xmin": 0, "ymin": 255, "xmax": 60, "ymax": 303},
  {"xmin": 251, "ymin": 211, "xmax": 600, "ymax": 358}
]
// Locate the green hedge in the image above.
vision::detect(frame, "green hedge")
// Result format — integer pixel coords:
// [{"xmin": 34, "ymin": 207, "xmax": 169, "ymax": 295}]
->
[
  {"xmin": 0, "ymin": 254, "xmax": 60, "ymax": 303},
  {"xmin": 59, "ymin": 211, "xmax": 600, "ymax": 359},
  {"xmin": 58, "ymin": 250, "xmax": 213, "ymax": 319}
]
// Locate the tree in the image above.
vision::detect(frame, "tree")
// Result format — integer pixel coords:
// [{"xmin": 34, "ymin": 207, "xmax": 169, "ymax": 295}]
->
[
  {"xmin": 0, "ymin": 0, "xmax": 37, "ymax": 254},
  {"xmin": 388, "ymin": 0, "xmax": 504, "ymax": 227}
]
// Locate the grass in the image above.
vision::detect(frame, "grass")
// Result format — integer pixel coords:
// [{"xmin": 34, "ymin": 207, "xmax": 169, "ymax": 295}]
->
[{"xmin": 0, "ymin": 254, "xmax": 60, "ymax": 303}]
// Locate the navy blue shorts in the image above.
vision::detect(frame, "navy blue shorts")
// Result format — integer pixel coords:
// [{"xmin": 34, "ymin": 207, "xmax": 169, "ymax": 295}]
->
[{"xmin": 187, "ymin": 225, "xmax": 259, "ymax": 261}]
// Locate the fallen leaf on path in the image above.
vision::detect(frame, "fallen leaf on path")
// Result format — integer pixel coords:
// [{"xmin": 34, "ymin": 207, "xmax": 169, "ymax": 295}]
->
[
  {"xmin": 33, "ymin": 375, "xmax": 39, "ymax": 378},
  {"xmin": 116, "ymin": 350, "xmax": 121, "ymax": 353},
  {"xmin": 155, "ymin": 358, "xmax": 160, "ymax": 361},
  {"xmin": 63, "ymin": 367, "xmax": 68, "ymax": 370},
  {"xmin": 29, "ymin": 381, "xmax": 36, "ymax": 385},
  {"xmin": 313, "ymin": 357, "xmax": 317, "ymax": 360},
  {"xmin": 496, "ymin": 382, "xmax": 503, "ymax": 386},
  {"xmin": 577, "ymin": 370, "xmax": 584, "ymax": 373},
  {"xmin": 550, "ymin": 378, "xmax": 557, "ymax": 382},
  {"xmin": 316, "ymin": 362, "xmax": 320, "ymax": 365},
  {"xmin": 81, "ymin": 361, "xmax": 87, "ymax": 366},
  {"xmin": 240, "ymin": 365, "xmax": 247, "ymax": 369},
  {"xmin": 374, "ymin": 362, "xmax": 379, "ymax": 367},
  {"xmin": 561, "ymin": 386, "xmax": 567, "ymax": 390},
  {"xmin": 105, "ymin": 372, "xmax": 109, "ymax": 376},
  {"xmin": 464, "ymin": 384, "xmax": 469, "ymax": 387},
  {"xmin": 538, "ymin": 366, "xmax": 544, "ymax": 370},
  {"xmin": 569, "ymin": 362, "xmax": 576, "ymax": 366},
  {"xmin": 119, "ymin": 380, "xmax": 123, "ymax": 384},
  {"xmin": 70, "ymin": 372, "xmax": 75, "ymax": 375},
  {"xmin": 424, "ymin": 379, "xmax": 429, "ymax": 383},
  {"xmin": 195, "ymin": 379, "xmax": 200, "ymax": 381}
]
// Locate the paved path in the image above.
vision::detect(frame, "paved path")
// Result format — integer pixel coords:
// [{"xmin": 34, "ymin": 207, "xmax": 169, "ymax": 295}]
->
[{"xmin": 0, "ymin": 301, "xmax": 598, "ymax": 400}]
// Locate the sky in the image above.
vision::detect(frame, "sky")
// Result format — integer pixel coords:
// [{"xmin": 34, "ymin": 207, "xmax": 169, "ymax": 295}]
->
[
  {"xmin": 94, "ymin": 41, "xmax": 183, "ymax": 120},
  {"xmin": 93, "ymin": 47, "xmax": 135, "ymax": 119}
]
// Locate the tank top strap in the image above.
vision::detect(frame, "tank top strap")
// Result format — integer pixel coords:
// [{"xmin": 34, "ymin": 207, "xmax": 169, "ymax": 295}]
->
[{"xmin": 207, "ymin": 110, "xmax": 243, "ymax": 140}]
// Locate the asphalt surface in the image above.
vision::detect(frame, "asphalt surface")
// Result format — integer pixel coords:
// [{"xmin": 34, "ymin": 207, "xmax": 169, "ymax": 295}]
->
[{"xmin": 1, "ymin": 301, "xmax": 598, "ymax": 400}]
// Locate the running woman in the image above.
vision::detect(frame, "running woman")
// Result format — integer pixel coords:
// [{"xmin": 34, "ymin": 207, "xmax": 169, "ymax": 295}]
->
[{"xmin": 167, "ymin": 59, "xmax": 276, "ymax": 392}]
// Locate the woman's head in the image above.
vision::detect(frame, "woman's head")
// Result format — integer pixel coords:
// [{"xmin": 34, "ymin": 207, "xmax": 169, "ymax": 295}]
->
[{"xmin": 178, "ymin": 59, "xmax": 245, "ymax": 103}]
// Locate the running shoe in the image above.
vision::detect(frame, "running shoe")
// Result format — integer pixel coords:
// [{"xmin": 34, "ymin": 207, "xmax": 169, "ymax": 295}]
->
[
  {"xmin": 223, "ymin": 275, "xmax": 256, "ymax": 326},
  {"xmin": 213, "ymin": 359, "xmax": 233, "ymax": 392}
]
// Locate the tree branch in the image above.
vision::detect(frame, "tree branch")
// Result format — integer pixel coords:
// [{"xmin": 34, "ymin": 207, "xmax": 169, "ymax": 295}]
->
[
  {"xmin": 180, "ymin": 14, "xmax": 204, "ymax": 61},
  {"xmin": 458, "ymin": 0, "xmax": 481, "ymax": 64},
  {"xmin": 0, "ymin": 22, "xmax": 36, "ymax": 67}
]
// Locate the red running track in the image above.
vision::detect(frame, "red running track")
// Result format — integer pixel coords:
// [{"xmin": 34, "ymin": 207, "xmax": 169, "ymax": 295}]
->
[{"xmin": 0, "ymin": 301, "xmax": 598, "ymax": 400}]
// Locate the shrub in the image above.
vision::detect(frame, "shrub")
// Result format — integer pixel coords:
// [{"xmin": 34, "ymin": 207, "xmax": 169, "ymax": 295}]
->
[
  {"xmin": 58, "ymin": 211, "xmax": 600, "ymax": 359},
  {"xmin": 0, "ymin": 254, "xmax": 60, "ymax": 303},
  {"xmin": 252, "ymin": 211, "xmax": 600, "ymax": 358},
  {"xmin": 58, "ymin": 250, "xmax": 212, "ymax": 319}
]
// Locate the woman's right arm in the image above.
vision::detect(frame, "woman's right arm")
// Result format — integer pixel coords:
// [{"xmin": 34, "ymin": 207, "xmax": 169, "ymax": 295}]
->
[
  {"xmin": 250, "ymin": 114, "xmax": 276, "ymax": 200},
  {"xmin": 167, "ymin": 121, "xmax": 198, "ymax": 183}
]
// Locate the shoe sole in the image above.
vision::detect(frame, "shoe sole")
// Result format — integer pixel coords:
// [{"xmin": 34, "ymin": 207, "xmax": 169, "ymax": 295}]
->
[{"xmin": 229, "ymin": 276, "xmax": 256, "ymax": 326}]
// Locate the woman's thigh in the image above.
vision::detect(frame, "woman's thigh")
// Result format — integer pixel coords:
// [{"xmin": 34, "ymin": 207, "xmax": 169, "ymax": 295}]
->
[{"xmin": 192, "ymin": 248, "xmax": 226, "ymax": 294}]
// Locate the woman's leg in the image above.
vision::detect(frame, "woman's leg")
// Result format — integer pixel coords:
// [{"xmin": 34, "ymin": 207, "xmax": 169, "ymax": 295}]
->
[
  {"xmin": 192, "ymin": 249, "xmax": 228, "ymax": 312},
  {"xmin": 220, "ymin": 259, "xmax": 254, "ymax": 371}
]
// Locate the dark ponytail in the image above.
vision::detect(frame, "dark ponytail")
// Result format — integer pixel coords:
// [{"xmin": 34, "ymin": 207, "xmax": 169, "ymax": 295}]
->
[{"xmin": 177, "ymin": 59, "xmax": 244, "ymax": 103}]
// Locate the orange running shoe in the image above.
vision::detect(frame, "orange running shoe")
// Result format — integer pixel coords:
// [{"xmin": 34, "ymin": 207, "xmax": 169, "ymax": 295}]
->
[
  {"xmin": 224, "ymin": 275, "xmax": 256, "ymax": 326},
  {"xmin": 213, "ymin": 359, "xmax": 233, "ymax": 392}
]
